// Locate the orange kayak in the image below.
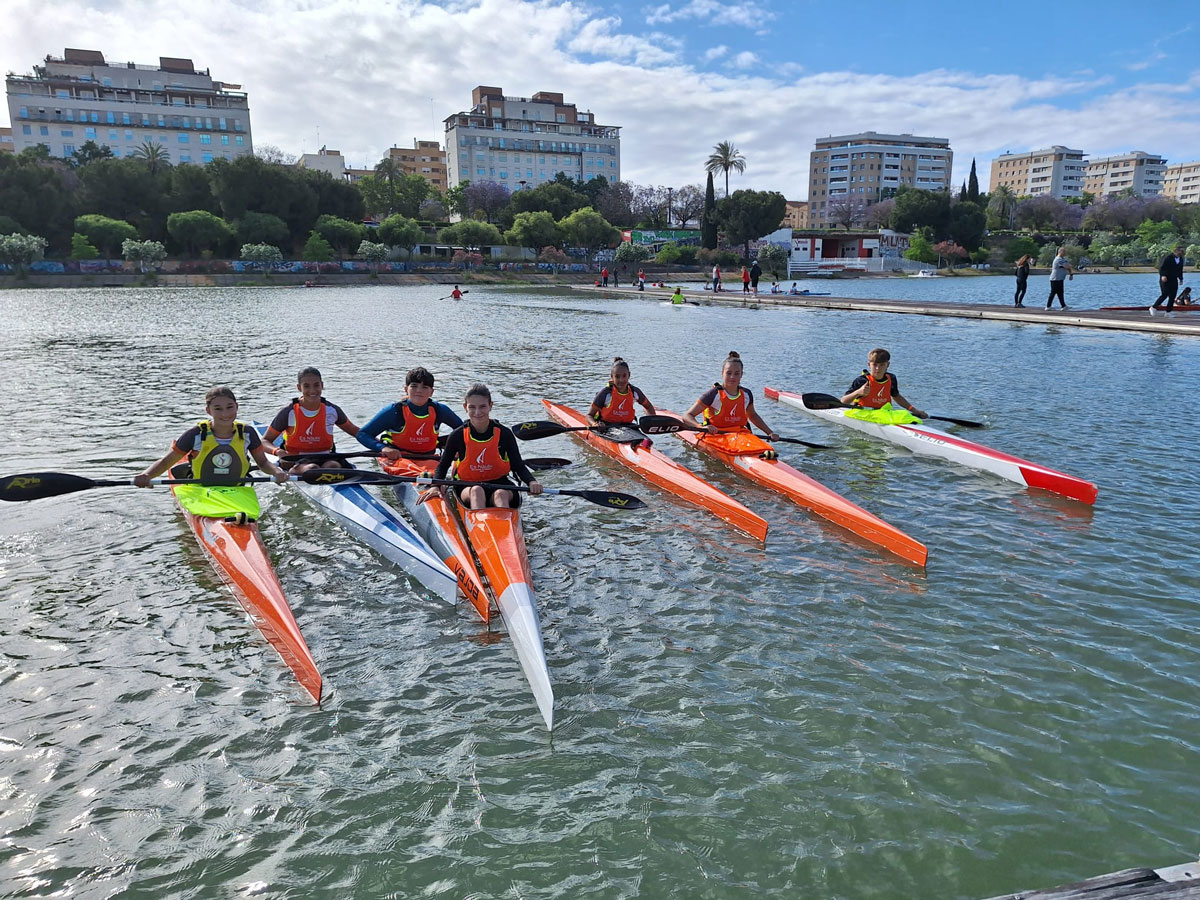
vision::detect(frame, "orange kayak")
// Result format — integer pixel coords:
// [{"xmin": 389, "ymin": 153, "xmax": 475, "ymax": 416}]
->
[
  {"xmin": 658, "ymin": 412, "xmax": 928, "ymax": 566},
  {"xmin": 381, "ymin": 455, "xmax": 491, "ymax": 622},
  {"xmin": 542, "ymin": 399, "xmax": 768, "ymax": 540},
  {"xmin": 174, "ymin": 493, "xmax": 322, "ymax": 702}
]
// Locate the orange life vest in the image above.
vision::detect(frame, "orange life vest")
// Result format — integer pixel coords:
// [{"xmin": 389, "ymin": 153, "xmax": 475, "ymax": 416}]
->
[
  {"xmin": 703, "ymin": 384, "xmax": 749, "ymax": 431},
  {"xmin": 454, "ymin": 427, "xmax": 511, "ymax": 482},
  {"xmin": 855, "ymin": 371, "xmax": 893, "ymax": 409},
  {"xmin": 284, "ymin": 400, "xmax": 334, "ymax": 453},
  {"xmin": 598, "ymin": 384, "xmax": 637, "ymax": 424},
  {"xmin": 387, "ymin": 403, "xmax": 439, "ymax": 454}
]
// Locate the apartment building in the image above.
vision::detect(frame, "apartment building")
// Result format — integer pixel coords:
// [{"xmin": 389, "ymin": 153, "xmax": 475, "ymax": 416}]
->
[
  {"xmin": 782, "ymin": 200, "xmax": 809, "ymax": 229},
  {"xmin": 1163, "ymin": 161, "xmax": 1200, "ymax": 205},
  {"xmin": 296, "ymin": 146, "xmax": 347, "ymax": 178},
  {"xmin": 444, "ymin": 85, "xmax": 620, "ymax": 193},
  {"xmin": 388, "ymin": 139, "xmax": 448, "ymax": 192},
  {"xmin": 1084, "ymin": 151, "xmax": 1166, "ymax": 198},
  {"xmin": 808, "ymin": 132, "xmax": 952, "ymax": 228},
  {"xmin": 989, "ymin": 146, "xmax": 1085, "ymax": 199},
  {"xmin": 0, "ymin": 126, "xmax": 13, "ymax": 154},
  {"xmin": 5, "ymin": 48, "xmax": 252, "ymax": 164}
]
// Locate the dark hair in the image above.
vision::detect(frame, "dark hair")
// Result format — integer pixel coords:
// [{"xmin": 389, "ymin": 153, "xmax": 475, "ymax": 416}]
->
[
  {"xmin": 610, "ymin": 357, "xmax": 629, "ymax": 375},
  {"xmin": 868, "ymin": 348, "xmax": 891, "ymax": 364},
  {"xmin": 204, "ymin": 385, "xmax": 237, "ymax": 405},
  {"xmin": 297, "ymin": 366, "xmax": 322, "ymax": 382},
  {"xmin": 406, "ymin": 366, "xmax": 435, "ymax": 387},
  {"xmin": 464, "ymin": 382, "xmax": 492, "ymax": 402}
]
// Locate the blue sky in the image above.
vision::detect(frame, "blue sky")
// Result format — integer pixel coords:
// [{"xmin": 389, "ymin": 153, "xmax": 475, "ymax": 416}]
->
[{"xmin": 3, "ymin": 0, "xmax": 1199, "ymax": 199}]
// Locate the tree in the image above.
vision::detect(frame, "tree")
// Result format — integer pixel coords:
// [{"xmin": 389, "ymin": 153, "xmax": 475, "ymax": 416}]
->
[
  {"xmin": 967, "ymin": 159, "xmax": 980, "ymax": 202},
  {"xmin": 0, "ymin": 154, "xmax": 80, "ymax": 251},
  {"xmin": 121, "ymin": 238, "xmax": 166, "ymax": 273},
  {"xmin": 701, "ymin": 171, "xmax": 718, "ymax": 250},
  {"xmin": 130, "ymin": 141, "xmax": 171, "ymax": 173},
  {"xmin": 236, "ymin": 212, "xmax": 290, "ymax": 248},
  {"xmin": 591, "ymin": 180, "xmax": 637, "ymax": 228},
  {"xmin": 705, "ymin": 140, "xmax": 746, "ymax": 197},
  {"xmin": 312, "ymin": 214, "xmax": 365, "ymax": 258},
  {"xmin": 865, "ymin": 199, "xmax": 895, "ymax": 229},
  {"xmin": 377, "ymin": 214, "xmax": 426, "ymax": 260},
  {"xmin": 74, "ymin": 214, "xmax": 138, "ymax": 257},
  {"xmin": 0, "ymin": 232, "xmax": 48, "ymax": 276},
  {"xmin": 828, "ymin": 197, "xmax": 865, "ymax": 230},
  {"xmin": 948, "ymin": 201, "xmax": 988, "ymax": 251},
  {"xmin": 613, "ymin": 242, "xmax": 651, "ymax": 265},
  {"xmin": 1004, "ymin": 235, "xmax": 1038, "ymax": 262},
  {"xmin": 890, "ymin": 186, "xmax": 951, "ymax": 235},
  {"xmin": 374, "ymin": 157, "xmax": 402, "ymax": 185},
  {"xmin": 715, "ymin": 189, "xmax": 787, "ymax": 258},
  {"xmin": 255, "ymin": 144, "xmax": 297, "ymax": 166},
  {"xmin": 904, "ymin": 233, "xmax": 937, "ymax": 264},
  {"xmin": 207, "ymin": 155, "xmax": 319, "ymax": 244},
  {"xmin": 357, "ymin": 239, "xmax": 390, "ymax": 273},
  {"xmin": 303, "ymin": 231, "xmax": 334, "ymax": 262},
  {"xmin": 438, "ymin": 219, "xmax": 503, "ymax": 250},
  {"xmin": 165, "ymin": 164, "xmax": 220, "ymax": 218},
  {"xmin": 932, "ymin": 240, "xmax": 968, "ymax": 269},
  {"xmin": 1014, "ymin": 195, "xmax": 1075, "ymax": 231},
  {"xmin": 357, "ymin": 172, "xmax": 430, "ymax": 219},
  {"xmin": 756, "ymin": 243, "xmax": 788, "ymax": 277},
  {"xmin": 655, "ymin": 243, "xmax": 682, "ymax": 264},
  {"xmin": 504, "ymin": 210, "xmax": 562, "ymax": 253},
  {"xmin": 166, "ymin": 209, "xmax": 233, "ymax": 257},
  {"xmin": 72, "ymin": 140, "xmax": 115, "ymax": 167},
  {"xmin": 443, "ymin": 183, "xmax": 470, "ymax": 219},
  {"xmin": 987, "ymin": 185, "xmax": 1017, "ymax": 230},
  {"xmin": 299, "ymin": 169, "xmax": 365, "ymax": 223},
  {"xmin": 506, "ymin": 182, "xmax": 587, "ymax": 225},
  {"xmin": 537, "ymin": 245, "xmax": 569, "ymax": 272},
  {"xmin": 558, "ymin": 207, "xmax": 620, "ymax": 259},
  {"xmin": 70, "ymin": 233, "xmax": 99, "ymax": 259},
  {"xmin": 240, "ymin": 242, "xmax": 283, "ymax": 274},
  {"xmin": 671, "ymin": 184, "xmax": 705, "ymax": 228},
  {"xmin": 464, "ymin": 181, "xmax": 511, "ymax": 223}
]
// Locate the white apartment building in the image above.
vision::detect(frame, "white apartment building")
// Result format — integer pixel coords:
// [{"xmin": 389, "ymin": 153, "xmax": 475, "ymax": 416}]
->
[
  {"xmin": 1084, "ymin": 151, "xmax": 1166, "ymax": 198},
  {"xmin": 1163, "ymin": 161, "xmax": 1200, "ymax": 205},
  {"xmin": 808, "ymin": 132, "xmax": 952, "ymax": 228},
  {"xmin": 444, "ymin": 85, "xmax": 620, "ymax": 193},
  {"xmin": 5, "ymin": 48, "xmax": 252, "ymax": 164},
  {"xmin": 989, "ymin": 147, "xmax": 1085, "ymax": 199},
  {"xmin": 296, "ymin": 146, "xmax": 347, "ymax": 178}
]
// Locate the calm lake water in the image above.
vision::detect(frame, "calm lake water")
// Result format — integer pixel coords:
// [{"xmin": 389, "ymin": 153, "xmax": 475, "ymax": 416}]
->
[{"xmin": 1, "ymin": 282, "xmax": 1196, "ymax": 899}]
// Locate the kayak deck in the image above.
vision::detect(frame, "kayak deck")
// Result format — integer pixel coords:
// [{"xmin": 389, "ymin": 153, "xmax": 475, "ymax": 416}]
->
[
  {"xmin": 542, "ymin": 399, "xmax": 768, "ymax": 541},
  {"xmin": 657, "ymin": 410, "xmax": 928, "ymax": 566},
  {"xmin": 764, "ymin": 388, "xmax": 1098, "ymax": 505},
  {"xmin": 175, "ymin": 495, "xmax": 322, "ymax": 702}
]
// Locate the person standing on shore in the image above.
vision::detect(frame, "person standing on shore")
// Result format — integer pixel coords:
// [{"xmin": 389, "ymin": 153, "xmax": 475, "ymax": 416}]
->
[
  {"xmin": 712, "ymin": 263, "xmax": 722, "ymax": 292},
  {"xmin": 1046, "ymin": 247, "xmax": 1074, "ymax": 310},
  {"xmin": 1150, "ymin": 243, "xmax": 1185, "ymax": 315},
  {"xmin": 637, "ymin": 268, "xmax": 646, "ymax": 291},
  {"xmin": 750, "ymin": 260, "xmax": 762, "ymax": 296},
  {"xmin": 741, "ymin": 266, "xmax": 751, "ymax": 294},
  {"xmin": 601, "ymin": 266, "xmax": 610, "ymax": 287},
  {"xmin": 1013, "ymin": 255, "xmax": 1031, "ymax": 307}
]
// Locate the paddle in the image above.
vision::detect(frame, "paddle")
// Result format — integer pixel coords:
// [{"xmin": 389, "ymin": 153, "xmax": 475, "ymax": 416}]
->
[
  {"xmin": 513, "ymin": 420, "xmax": 644, "ymax": 444},
  {"xmin": 800, "ymin": 393, "xmax": 984, "ymax": 428},
  {"xmin": 436, "ymin": 290, "xmax": 470, "ymax": 301},
  {"xmin": 0, "ymin": 471, "xmax": 291, "ymax": 503},
  {"xmin": 636, "ymin": 415, "xmax": 833, "ymax": 449},
  {"xmin": 296, "ymin": 469, "xmax": 645, "ymax": 510},
  {"xmin": 276, "ymin": 448, "xmax": 571, "ymax": 469}
]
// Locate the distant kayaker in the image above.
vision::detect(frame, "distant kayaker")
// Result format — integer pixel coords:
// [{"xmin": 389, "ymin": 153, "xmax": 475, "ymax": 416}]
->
[
  {"xmin": 588, "ymin": 357, "xmax": 657, "ymax": 425},
  {"xmin": 357, "ymin": 366, "xmax": 463, "ymax": 460},
  {"xmin": 134, "ymin": 386, "xmax": 289, "ymax": 489},
  {"xmin": 426, "ymin": 383, "xmax": 542, "ymax": 509},
  {"xmin": 261, "ymin": 367, "xmax": 361, "ymax": 473},
  {"xmin": 451, "ymin": 285, "xmax": 464, "ymax": 300},
  {"xmin": 683, "ymin": 351, "xmax": 779, "ymax": 442},
  {"xmin": 670, "ymin": 286, "xmax": 686, "ymax": 305},
  {"xmin": 841, "ymin": 348, "xmax": 927, "ymax": 419}
]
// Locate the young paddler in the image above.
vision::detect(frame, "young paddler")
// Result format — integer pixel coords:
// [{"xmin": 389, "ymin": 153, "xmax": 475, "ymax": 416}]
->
[
  {"xmin": 356, "ymin": 366, "xmax": 463, "ymax": 459},
  {"xmin": 840, "ymin": 348, "xmax": 927, "ymax": 421},
  {"xmin": 133, "ymin": 386, "xmax": 289, "ymax": 516},
  {"xmin": 261, "ymin": 367, "xmax": 361, "ymax": 473},
  {"xmin": 682, "ymin": 351, "xmax": 780, "ymax": 446},
  {"xmin": 587, "ymin": 357, "xmax": 656, "ymax": 426},
  {"xmin": 425, "ymin": 383, "xmax": 542, "ymax": 509}
]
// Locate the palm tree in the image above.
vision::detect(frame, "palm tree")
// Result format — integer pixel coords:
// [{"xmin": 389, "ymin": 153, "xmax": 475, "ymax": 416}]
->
[
  {"xmin": 374, "ymin": 156, "xmax": 401, "ymax": 185},
  {"xmin": 987, "ymin": 184, "xmax": 1017, "ymax": 229},
  {"xmin": 131, "ymin": 141, "xmax": 170, "ymax": 174},
  {"xmin": 705, "ymin": 140, "xmax": 746, "ymax": 197}
]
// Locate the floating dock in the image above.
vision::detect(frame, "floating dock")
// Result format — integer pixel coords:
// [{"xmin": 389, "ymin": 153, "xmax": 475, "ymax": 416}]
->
[{"xmin": 980, "ymin": 861, "xmax": 1200, "ymax": 899}]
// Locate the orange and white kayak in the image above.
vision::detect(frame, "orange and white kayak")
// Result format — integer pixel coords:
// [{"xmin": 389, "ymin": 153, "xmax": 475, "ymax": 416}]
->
[
  {"xmin": 657, "ymin": 411, "xmax": 928, "ymax": 566},
  {"xmin": 542, "ymin": 399, "xmax": 768, "ymax": 540},
  {"xmin": 173, "ymin": 490, "xmax": 322, "ymax": 702}
]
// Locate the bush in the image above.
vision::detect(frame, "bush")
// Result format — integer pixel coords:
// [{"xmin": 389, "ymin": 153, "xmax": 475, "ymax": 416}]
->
[
  {"xmin": 70, "ymin": 233, "xmax": 99, "ymax": 260},
  {"xmin": 655, "ymin": 243, "xmax": 682, "ymax": 264},
  {"xmin": 1004, "ymin": 236, "xmax": 1038, "ymax": 263}
]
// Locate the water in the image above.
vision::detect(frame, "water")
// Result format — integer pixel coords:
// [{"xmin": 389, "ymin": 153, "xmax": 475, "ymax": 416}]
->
[{"xmin": 1, "ymin": 284, "xmax": 1196, "ymax": 899}]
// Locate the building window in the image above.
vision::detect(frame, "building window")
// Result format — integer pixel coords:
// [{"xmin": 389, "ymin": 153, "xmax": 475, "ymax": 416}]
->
[
  {"xmin": 63, "ymin": 144, "xmax": 75, "ymax": 155},
  {"xmin": 178, "ymin": 133, "xmax": 189, "ymax": 143},
  {"xmin": 220, "ymin": 134, "xmax": 229, "ymax": 145},
  {"xmin": 109, "ymin": 129, "xmax": 118, "ymax": 140},
  {"xmin": 200, "ymin": 134, "xmax": 211, "ymax": 144},
  {"xmin": 21, "ymin": 124, "xmax": 31, "ymax": 135},
  {"xmin": 85, "ymin": 127, "xmax": 96, "ymax": 139},
  {"xmin": 19, "ymin": 106, "xmax": 28, "ymax": 118},
  {"xmin": 125, "ymin": 130, "xmax": 133, "ymax": 140},
  {"xmin": 202, "ymin": 152, "xmax": 213, "ymax": 163},
  {"xmin": 61, "ymin": 129, "xmax": 74, "ymax": 138},
  {"xmin": 235, "ymin": 135, "xmax": 244, "ymax": 146},
  {"xmin": 39, "ymin": 125, "xmax": 49, "ymax": 136},
  {"xmin": 180, "ymin": 153, "xmax": 191, "ymax": 162}
]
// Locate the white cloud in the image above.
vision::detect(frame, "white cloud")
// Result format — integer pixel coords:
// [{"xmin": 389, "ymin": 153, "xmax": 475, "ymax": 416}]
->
[
  {"xmin": 3, "ymin": 0, "xmax": 1199, "ymax": 199},
  {"xmin": 643, "ymin": 0, "xmax": 774, "ymax": 29},
  {"xmin": 731, "ymin": 51, "xmax": 759, "ymax": 69}
]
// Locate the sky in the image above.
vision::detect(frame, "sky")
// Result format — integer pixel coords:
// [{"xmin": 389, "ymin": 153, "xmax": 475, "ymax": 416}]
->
[{"xmin": 3, "ymin": 0, "xmax": 1199, "ymax": 200}]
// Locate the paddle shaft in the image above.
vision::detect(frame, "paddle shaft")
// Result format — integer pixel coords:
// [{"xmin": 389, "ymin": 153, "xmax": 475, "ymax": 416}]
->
[
  {"xmin": 0, "ymin": 471, "xmax": 289, "ymax": 503},
  {"xmin": 637, "ymin": 416, "xmax": 829, "ymax": 449},
  {"xmin": 800, "ymin": 393, "xmax": 983, "ymax": 428}
]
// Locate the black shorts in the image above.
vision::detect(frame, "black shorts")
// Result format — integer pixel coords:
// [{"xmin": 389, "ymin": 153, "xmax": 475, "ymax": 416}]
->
[{"xmin": 453, "ymin": 478, "xmax": 522, "ymax": 508}]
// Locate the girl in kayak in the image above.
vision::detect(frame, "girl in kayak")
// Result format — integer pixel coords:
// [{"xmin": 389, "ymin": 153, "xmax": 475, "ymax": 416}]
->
[
  {"xmin": 588, "ymin": 357, "xmax": 657, "ymax": 425},
  {"xmin": 683, "ymin": 351, "xmax": 780, "ymax": 442},
  {"xmin": 357, "ymin": 366, "xmax": 463, "ymax": 459},
  {"xmin": 426, "ymin": 383, "xmax": 542, "ymax": 509},
  {"xmin": 134, "ymin": 386, "xmax": 290, "ymax": 488},
  {"xmin": 262, "ymin": 367, "xmax": 361, "ymax": 473},
  {"xmin": 841, "ymin": 348, "xmax": 927, "ymax": 418}
]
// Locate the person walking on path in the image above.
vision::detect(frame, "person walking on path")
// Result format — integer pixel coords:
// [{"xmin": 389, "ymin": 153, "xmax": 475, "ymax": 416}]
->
[
  {"xmin": 712, "ymin": 263, "xmax": 722, "ymax": 292},
  {"xmin": 1150, "ymin": 243, "xmax": 1186, "ymax": 315},
  {"xmin": 1046, "ymin": 247, "xmax": 1074, "ymax": 310},
  {"xmin": 741, "ymin": 266, "xmax": 751, "ymax": 294},
  {"xmin": 750, "ymin": 260, "xmax": 762, "ymax": 296},
  {"xmin": 637, "ymin": 268, "xmax": 646, "ymax": 291},
  {"xmin": 1013, "ymin": 255, "xmax": 1031, "ymax": 307}
]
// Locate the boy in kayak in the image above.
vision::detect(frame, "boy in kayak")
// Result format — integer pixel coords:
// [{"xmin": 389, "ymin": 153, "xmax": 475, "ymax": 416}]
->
[
  {"xmin": 683, "ymin": 351, "xmax": 780, "ymax": 444},
  {"xmin": 262, "ymin": 367, "xmax": 361, "ymax": 473},
  {"xmin": 134, "ymin": 386, "xmax": 289, "ymax": 489},
  {"xmin": 588, "ymin": 357, "xmax": 657, "ymax": 425},
  {"xmin": 841, "ymin": 348, "xmax": 927, "ymax": 419},
  {"xmin": 357, "ymin": 366, "xmax": 463, "ymax": 459},
  {"xmin": 425, "ymin": 383, "xmax": 542, "ymax": 509},
  {"xmin": 670, "ymin": 286, "xmax": 686, "ymax": 304}
]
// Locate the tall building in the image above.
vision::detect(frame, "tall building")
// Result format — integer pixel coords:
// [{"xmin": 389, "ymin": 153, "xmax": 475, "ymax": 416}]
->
[
  {"xmin": 5, "ymin": 48, "xmax": 252, "ymax": 164},
  {"xmin": 1084, "ymin": 151, "xmax": 1167, "ymax": 198},
  {"xmin": 988, "ymin": 147, "xmax": 1085, "ymax": 199},
  {"xmin": 444, "ymin": 85, "xmax": 620, "ymax": 193},
  {"xmin": 388, "ymin": 140, "xmax": 448, "ymax": 193},
  {"xmin": 1163, "ymin": 161, "xmax": 1200, "ymax": 205},
  {"xmin": 296, "ymin": 146, "xmax": 347, "ymax": 178},
  {"xmin": 808, "ymin": 132, "xmax": 952, "ymax": 228},
  {"xmin": 0, "ymin": 126, "xmax": 13, "ymax": 154}
]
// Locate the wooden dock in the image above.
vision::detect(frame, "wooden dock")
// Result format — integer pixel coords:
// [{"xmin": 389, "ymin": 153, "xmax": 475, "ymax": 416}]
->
[{"xmin": 981, "ymin": 862, "xmax": 1200, "ymax": 899}]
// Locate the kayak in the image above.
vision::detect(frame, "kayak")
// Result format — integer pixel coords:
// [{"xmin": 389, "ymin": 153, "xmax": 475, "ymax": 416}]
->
[
  {"xmin": 381, "ymin": 455, "xmax": 491, "ymax": 621},
  {"xmin": 765, "ymin": 387, "xmax": 1098, "ymax": 505},
  {"xmin": 172, "ymin": 487, "xmax": 322, "ymax": 702},
  {"xmin": 253, "ymin": 426, "xmax": 456, "ymax": 603},
  {"xmin": 542, "ymin": 399, "xmax": 768, "ymax": 540},
  {"xmin": 1099, "ymin": 305, "xmax": 1200, "ymax": 312},
  {"xmin": 382, "ymin": 455, "xmax": 554, "ymax": 730},
  {"xmin": 657, "ymin": 410, "xmax": 928, "ymax": 566}
]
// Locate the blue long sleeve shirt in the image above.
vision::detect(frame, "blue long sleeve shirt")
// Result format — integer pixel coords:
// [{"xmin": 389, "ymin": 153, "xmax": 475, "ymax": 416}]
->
[{"xmin": 355, "ymin": 400, "xmax": 463, "ymax": 452}]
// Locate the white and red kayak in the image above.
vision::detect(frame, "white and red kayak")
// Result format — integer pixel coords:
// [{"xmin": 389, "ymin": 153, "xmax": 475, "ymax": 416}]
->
[{"xmin": 765, "ymin": 388, "xmax": 1097, "ymax": 505}]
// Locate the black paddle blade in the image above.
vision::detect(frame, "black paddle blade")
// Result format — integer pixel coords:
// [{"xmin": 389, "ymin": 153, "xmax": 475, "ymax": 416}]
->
[
  {"xmin": 514, "ymin": 420, "xmax": 568, "ymax": 440},
  {"xmin": 298, "ymin": 469, "xmax": 397, "ymax": 486},
  {"xmin": 770, "ymin": 436, "xmax": 835, "ymax": 450},
  {"xmin": 928, "ymin": 414, "xmax": 985, "ymax": 429},
  {"xmin": 573, "ymin": 489, "xmax": 646, "ymax": 510},
  {"xmin": 799, "ymin": 392, "xmax": 846, "ymax": 411},
  {"xmin": 637, "ymin": 415, "xmax": 692, "ymax": 435},
  {"xmin": 0, "ymin": 472, "xmax": 105, "ymax": 502},
  {"xmin": 525, "ymin": 457, "xmax": 572, "ymax": 470}
]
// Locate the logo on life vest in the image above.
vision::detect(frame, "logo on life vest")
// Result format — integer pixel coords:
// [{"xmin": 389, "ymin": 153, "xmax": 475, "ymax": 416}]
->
[
  {"xmin": 472, "ymin": 448, "xmax": 494, "ymax": 471},
  {"xmin": 212, "ymin": 451, "xmax": 234, "ymax": 474}
]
